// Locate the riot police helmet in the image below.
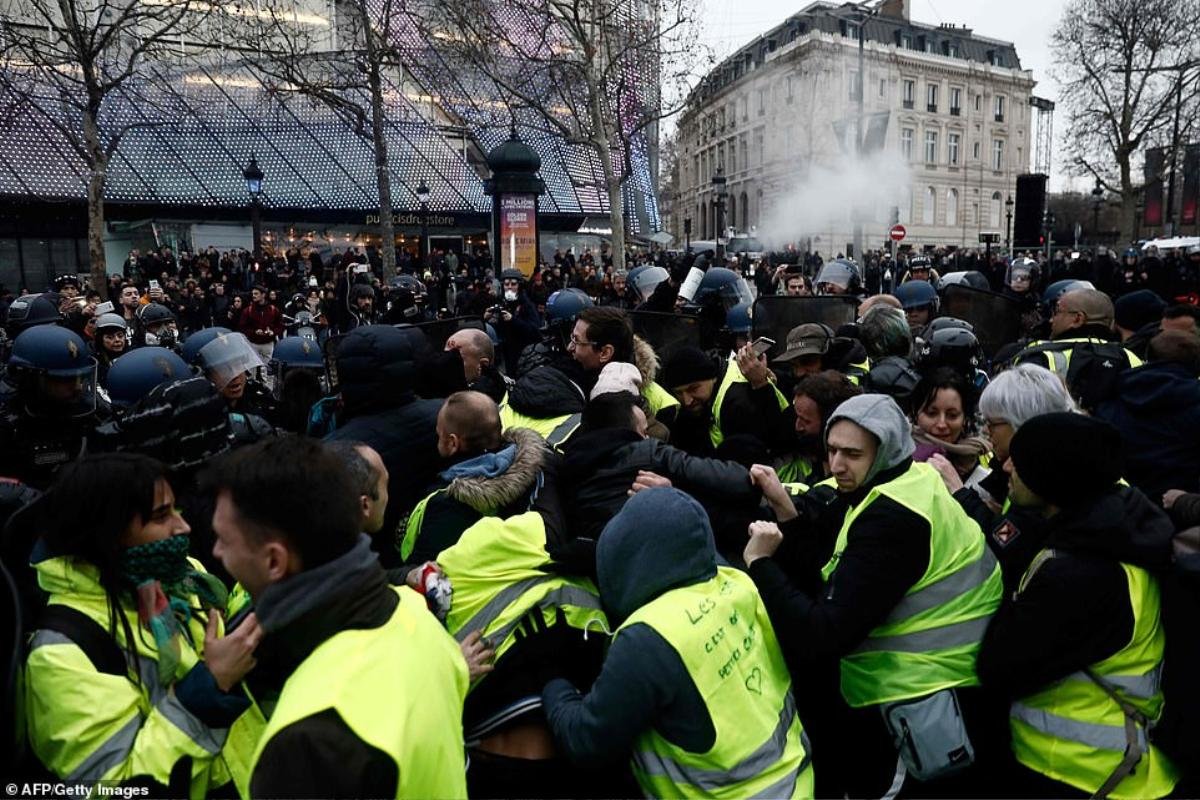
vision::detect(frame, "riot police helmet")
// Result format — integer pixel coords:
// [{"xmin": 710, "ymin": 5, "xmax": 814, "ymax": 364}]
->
[
  {"xmin": 105, "ymin": 347, "xmax": 191, "ymax": 408},
  {"xmin": 895, "ymin": 280, "xmax": 940, "ymax": 311},
  {"xmin": 4, "ymin": 293, "xmax": 61, "ymax": 339},
  {"xmin": 546, "ymin": 288, "xmax": 593, "ymax": 324},
  {"xmin": 695, "ymin": 267, "xmax": 752, "ymax": 309},
  {"xmin": 180, "ymin": 326, "xmax": 232, "ymax": 366},
  {"xmin": 815, "ymin": 259, "xmax": 862, "ymax": 294}
]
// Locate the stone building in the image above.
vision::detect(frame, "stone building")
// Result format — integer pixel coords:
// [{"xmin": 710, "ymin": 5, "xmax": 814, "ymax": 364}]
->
[{"xmin": 668, "ymin": 0, "xmax": 1036, "ymax": 255}]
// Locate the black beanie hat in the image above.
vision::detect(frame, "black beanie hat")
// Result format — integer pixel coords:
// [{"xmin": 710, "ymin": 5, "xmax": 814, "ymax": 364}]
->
[
  {"xmin": 1114, "ymin": 289, "xmax": 1166, "ymax": 332},
  {"xmin": 1008, "ymin": 413, "xmax": 1123, "ymax": 507},
  {"xmin": 662, "ymin": 346, "xmax": 720, "ymax": 389}
]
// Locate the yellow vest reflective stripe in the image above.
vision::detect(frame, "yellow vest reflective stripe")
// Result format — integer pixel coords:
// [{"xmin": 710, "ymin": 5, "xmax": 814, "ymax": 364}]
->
[
  {"xmin": 709, "ymin": 357, "xmax": 789, "ymax": 448},
  {"xmin": 1016, "ymin": 338, "xmax": 1144, "ymax": 373},
  {"xmin": 777, "ymin": 457, "xmax": 814, "ymax": 485},
  {"xmin": 643, "ymin": 380, "xmax": 681, "ymax": 416},
  {"xmin": 437, "ymin": 512, "xmax": 607, "ymax": 672},
  {"xmin": 499, "ymin": 402, "xmax": 581, "ymax": 448},
  {"xmin": 616, "ymin": 567, "xmax": 815, "ymax": 799},
  {"xmin": 820, "ymin": 463, "xmax": 1002, "ymax": 707},
  {"xmin": 250, "ymin": 587, "xmax": 469, "ymax": 799},
  {"xmin": 1009, "ymin": 553, "xmax": 1178, "ymax": 799}
]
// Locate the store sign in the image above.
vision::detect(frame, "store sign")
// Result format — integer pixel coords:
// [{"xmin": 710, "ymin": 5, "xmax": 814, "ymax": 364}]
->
[
  {"xmin": 365, "ymin": 212, "xmax": 461, "ymax": 227},
  {"xmin": 499, "ymin": 194, "xmax": 538, "ymax": 277}
]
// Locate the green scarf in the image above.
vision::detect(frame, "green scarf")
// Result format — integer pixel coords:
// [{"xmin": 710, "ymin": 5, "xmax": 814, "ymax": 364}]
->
[{"xmin": 120, "ymin": 535, "xmax": 228, "ymax": 685}]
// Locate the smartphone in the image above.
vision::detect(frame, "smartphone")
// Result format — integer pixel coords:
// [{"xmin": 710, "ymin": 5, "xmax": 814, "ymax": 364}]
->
[
  {"xmin": 750, "ymin": 337, "xmax": 775, "ymax": 357},
  {"xmin": 94, "ymin": 301, "xmax": 114, "ymax": 315},
  {"xmin": 149, "ymin": 279, "xmax": 160, "ymax": 292},
  {"xmin": 352, "ymin": 264, "xmax": 369, "ymax": 275}
]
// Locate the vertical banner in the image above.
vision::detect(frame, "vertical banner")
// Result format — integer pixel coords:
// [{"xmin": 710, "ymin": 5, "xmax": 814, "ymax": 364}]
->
[
  {"xmin": 1144, "ymin": 147, "xmax": 1165, "ymax": 228},
  {"xmin": 499, "ymin": 194, "xmax": 538, "ymax": 277},
  {"xmin": 1182, "ymin": 143, "xmax": 1199, "ymax": 226}
]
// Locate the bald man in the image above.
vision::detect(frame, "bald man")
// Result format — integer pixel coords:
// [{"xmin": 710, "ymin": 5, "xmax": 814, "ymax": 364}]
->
[
  {"xmin": 1012, "ymin": 288, "xmax": 1142, "ymax": 409},
  {"xmin": 398, "ymin": 391, "xmax": 548, "ymax": 571},
  {"xmin": 446, "ymin": 327, "xmax": 510, "ymax": 403}
]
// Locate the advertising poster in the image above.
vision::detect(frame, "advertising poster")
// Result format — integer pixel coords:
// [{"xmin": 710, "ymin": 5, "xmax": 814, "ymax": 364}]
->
[{"xmin": 499, "ymin": 194, "xmax": 538, "ymax": 277}]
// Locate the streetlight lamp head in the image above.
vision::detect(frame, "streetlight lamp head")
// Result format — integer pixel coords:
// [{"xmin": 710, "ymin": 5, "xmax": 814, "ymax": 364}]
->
[
  {"xmin": 242, "ymin": 155, "xmax": 264, "ymax": 198},
  {"xmin": 1005, "ymin": 195, "xmax": 1014, "ymax": 209},
  {"xmin": 712, "ymin": 168, "xmax": 727, "ymax": 198},
  {"xmin": 415, "ymin": 178, "xmax": 431, "ymax": 206}
]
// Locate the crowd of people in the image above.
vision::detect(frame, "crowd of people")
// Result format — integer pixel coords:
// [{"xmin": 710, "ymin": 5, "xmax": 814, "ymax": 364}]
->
[{"xmin": 0, "ymin": 238, "xmax": 1198, "ymax": 800}]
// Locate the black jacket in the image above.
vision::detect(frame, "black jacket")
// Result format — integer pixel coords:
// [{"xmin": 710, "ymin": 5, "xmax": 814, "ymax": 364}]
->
[
  {"xmin": 670, "ymin": 374, "xmax": 795, "ymax": 458},
  {"xmin": 977, "ymin": 486, "xmax": 1175, "ymax": 700},
  {"xmin": 560, "ymin": 427, "xmax": 757, "ymax": 542},
  {"xmin": 506, "ymin": 365, "xmax": 586, "ymax": 420}
]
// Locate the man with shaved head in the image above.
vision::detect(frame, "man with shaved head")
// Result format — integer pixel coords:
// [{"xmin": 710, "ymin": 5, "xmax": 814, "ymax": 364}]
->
[
  {"xmin": 1012, "ymin": 288, "xmax": 1143, "ymax": 410},
  {"xmin": 397, "ymin": 390, "xmax": 549, "ymax": 571},
  {"xmin": 446, "ymin": 327, "xmax": 510, "ymax": 403}
]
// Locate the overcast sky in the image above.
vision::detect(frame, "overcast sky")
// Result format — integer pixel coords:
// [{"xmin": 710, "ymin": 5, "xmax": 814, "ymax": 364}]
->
[{"xmin": 695, "ymin": 0, "xmax": 1078, "ymax": 188}]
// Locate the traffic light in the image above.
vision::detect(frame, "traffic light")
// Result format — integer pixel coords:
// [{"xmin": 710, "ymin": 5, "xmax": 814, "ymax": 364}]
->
[{"xmin": 1038, "ymin": 235, "xmax": 1045, "ymax": 245}]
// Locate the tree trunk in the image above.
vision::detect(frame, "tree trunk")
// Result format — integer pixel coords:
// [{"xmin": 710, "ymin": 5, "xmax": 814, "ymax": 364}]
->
[
  {"xmin": 1118, "ymin": 154, "xmax": 1135, "ymax": 244},
  {"xmin": 588, "ymin": 73, "xmax": 625, "ymax": 270},
  {"xmin": 83, "ymin": 108, "xmax": 110, "ymax": 299},
  {"xmin": 361, "ymin": 2, "xmax": 396, "ymax": 281}
]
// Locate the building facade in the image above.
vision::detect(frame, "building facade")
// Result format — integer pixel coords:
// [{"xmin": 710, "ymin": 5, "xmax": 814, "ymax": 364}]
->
[{"xmin": 668, "ymin": 0, "xmax": 1035, "ymax": 255}]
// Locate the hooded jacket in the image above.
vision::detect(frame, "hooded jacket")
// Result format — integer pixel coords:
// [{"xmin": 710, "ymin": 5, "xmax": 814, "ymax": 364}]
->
[
  {"xmin": 401, "ymin": 427, "xmax": 547, "ymax": 569},
  {"xmin": 747, "ymin": 394, "xmax": 937, "ymax": 665},
  {"xmin": 977, "ymin": 486, "xmax": 1175, "ymax": 700},
  {"xmin": 560, "ymin": 427, "xmax": 756, "ymax": 542},
  {"xmin": 542, "ymin": 489, "xmax": 723, "ymax": 765},
  {"xmin": 1094, "ymin": 361, "xmax": 1200, "ymax": 500},
  {"xmin": 326, "ymin": 326, "xmax": 442, "ymax": 566},
  {"xmin": 506, "ymin": 364, "xmax": 587, "ymax": 420}
]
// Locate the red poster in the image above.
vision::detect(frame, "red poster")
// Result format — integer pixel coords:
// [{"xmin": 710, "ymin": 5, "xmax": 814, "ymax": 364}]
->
[{"xmin": 499, "ymin": 195, "xmax": 538, "ymax": 277}]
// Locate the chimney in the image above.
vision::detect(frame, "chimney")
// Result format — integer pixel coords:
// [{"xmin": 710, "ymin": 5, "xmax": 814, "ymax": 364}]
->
[{"xmin": 879, "ymin": 0, "xmax": 909, "ymax": 21}]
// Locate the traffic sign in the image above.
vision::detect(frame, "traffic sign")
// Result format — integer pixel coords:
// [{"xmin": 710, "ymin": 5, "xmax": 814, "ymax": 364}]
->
[{"xmin": 889, "ymin": 224, "xmax": 907, "ymax": 242}]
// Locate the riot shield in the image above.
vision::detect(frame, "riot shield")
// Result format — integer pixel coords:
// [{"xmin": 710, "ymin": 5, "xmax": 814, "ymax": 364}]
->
[
  {"xmin": 940, "ymin": 285, "xmax": 1022, "ymax": 358},
  {"xmin": 751, "ymin": 296, "xmax": 859, "ymax": 361},
  {"xmin": 630, "ymin": 311, "xmax": 703, "ymax": 364},
  {"xmin": 410, "ymin": 316, "xmax": 486, "ymax": 353}
]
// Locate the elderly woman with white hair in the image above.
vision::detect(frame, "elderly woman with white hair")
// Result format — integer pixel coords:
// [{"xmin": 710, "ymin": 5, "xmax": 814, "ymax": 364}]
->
[{"xmin": 930, "ymin": 363, "xmax": 1078, "ymax": 590}]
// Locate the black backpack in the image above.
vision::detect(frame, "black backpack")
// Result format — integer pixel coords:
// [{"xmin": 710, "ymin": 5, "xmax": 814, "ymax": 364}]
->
[{"xmin": 1013, "ymin": 340, "xmax": 1132, "ymax": 411}]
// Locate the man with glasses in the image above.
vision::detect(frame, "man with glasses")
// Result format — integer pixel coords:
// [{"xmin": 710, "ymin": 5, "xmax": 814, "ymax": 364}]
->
[{"xmin": 1011, "ymin": 288, "xmax": 1142, "ymax": 410}]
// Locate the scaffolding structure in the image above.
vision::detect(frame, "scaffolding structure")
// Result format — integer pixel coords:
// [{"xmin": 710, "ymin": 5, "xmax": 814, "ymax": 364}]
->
[{"xmin": 1030, "ymin": 95, "xmax": 1056, "ymax": 177}]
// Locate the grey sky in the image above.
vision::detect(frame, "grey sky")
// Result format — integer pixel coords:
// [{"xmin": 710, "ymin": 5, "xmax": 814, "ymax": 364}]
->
[{"xmin": 696, "ymin": 0, "xmax": 1078, "ymax": 188}]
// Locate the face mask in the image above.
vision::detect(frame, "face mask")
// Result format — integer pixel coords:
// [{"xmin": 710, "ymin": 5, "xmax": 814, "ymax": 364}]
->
[{"xmin": 504, "ymin": 290, "xmax": 518, "ymax": 302}]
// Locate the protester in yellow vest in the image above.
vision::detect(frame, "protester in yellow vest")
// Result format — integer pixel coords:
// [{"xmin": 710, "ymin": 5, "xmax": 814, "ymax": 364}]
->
[
  {"xmin": 24, "ymin": 454, "xmax": 264, "ymax": 800},
  {"xmin": 207, "ymin": 436, "xmax": 469, "ymax": 799},
  {"xmin": 742, "ymin": 393, "xmax": 1002, "ymax": 797},
  {"xmin": 977, "ymin": 413, "xmax": 1179, "ymax": 799},
  {"xmin": 542, "ymin": 487, "xmax": 814, "ymax": 799}
]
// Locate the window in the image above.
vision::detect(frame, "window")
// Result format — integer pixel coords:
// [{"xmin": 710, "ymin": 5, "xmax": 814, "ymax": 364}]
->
[
  {"xmin": 948, "ymin": 132, "xmax": 960, "ymax": 165},
  {"xmin": 992, "ymin": 138, "xmax": 1005, "ymax": 170},
  {"xmin": 740, "ymin": 96, "xmax": 748, "ymax": 121},
  {"xmin": 924, "ymin": 130, "xmax": 938, "ymax": 163},
  {"xmin": 717, "ymin": 144, "xmax": 725, "ymax": 171},
  {"xmin": 900, "ymin": 189, "xmax": 912, "ymax": 224},
  {"xmin": 901, "ymin": 33, "xmax": 913, "ymax": 49},
  {"xmin": 757, "ymin": 89, "xmax": 766, "ymax": 117},
  {"xmin": 946, "ymin": 42, "xmax": 960, "ymax": 58},
  {"xmin": 990, "ymin": 191, "xmax": 1003, "ymax": 228},
  {"xmin": 729, "ymin": 140, "xmax": 737, "ymax": 173},
  {"xmin": 994, "ymin": 95, "xmax": 1006, "ymax": 122},
  {"xmin": 991, "ymin": 51, "xmax": 1004, "ymax": 67},
  {"xmin": 754, "ymin": 128, "xmax": 764, "ymax": 166},
  {"xmin": 786, "ymin": 75, "xmax": 795, "ymax": 103},
  {"xmin": 924, "ymin": 39, "xmax": 935, "ymax": 53},
  {"xmin": 693, "ymin": 156, "xmax": 699, "ymax": 186},
  {"xmin": 903, "ymin": 79, "xmax": 915, "ymax": 109},
  {"xmin": 740, "ymin": 192, "xmax": 749, "ymax": 230},
  {"xmin": 901, "ymin": 128, "xmax": 914, "ymax": 161},
  {"xmin": 974, "ymin": 93, "xmax": 982, "ymax": 112},
  {"xmin": 926, "ymin": 83, "xmax": 938, "ymax": 112},
  {"xmin": 923, "ymin": 187, "xmax": 936, "ymax": 225},
  {"xmin": 879, "ymin": 78, "xmax": 886, "ymax": 99},
  {"xmin": 950, "ymin": 87, "xmax": 962, "ymax": 116},
  {"xmin": 973, "ymin": 140, "xmax": 981, "ymax": 160},
  {"xmin": 846, "ymin": 22, "xmax": 860, "ymax": 41},
  {"xmin": 947, "ymin": 189, "xmax": 958, "ymax": 226}
]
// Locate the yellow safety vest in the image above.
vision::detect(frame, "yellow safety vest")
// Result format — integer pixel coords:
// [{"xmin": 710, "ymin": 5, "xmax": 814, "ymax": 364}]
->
[
  {"xmin": 709, "ymin": 357, "xmax": 789, "ymax": 448},
  {"xmin": 616, "ymin": 567, "xmax": 815, "ymax": 799},
  {"xmin": 1009, "ymin": 551, "xmax": 1178, "ymax": 799},
  {"xmin": 643, "ymin": 380, "xmax": 681, "ymax": 417},
  {"xmin": 437, "ymin": 511, "xmax": 608, "ymax": 674},
  {"xmin": 820, "ymin": 463, "xmax": 1002, "ymax": 707},
  {"xmin": 1014, "ymin": 337, "xmax": 1144, "ymax": 373},
  {"xmin": 24, "ymin": 556, "xmax": 265, "ymax": 800},
  {"xmin": 250, "ymin": 586, "xmax": 469, "ymax": 799},
  {"xmin": 498, "ymin": 393, "xmax": 581, "ymax": 448}
]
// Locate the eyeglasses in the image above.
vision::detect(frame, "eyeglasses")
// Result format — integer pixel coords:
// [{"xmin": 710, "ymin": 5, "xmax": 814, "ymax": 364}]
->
[{"xmin": 569, "ymin": 334, "xmax": 596, "ymax": 348}]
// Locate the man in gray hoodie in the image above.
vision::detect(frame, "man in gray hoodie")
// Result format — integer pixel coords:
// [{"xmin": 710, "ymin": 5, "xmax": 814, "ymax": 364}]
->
[{"xmin": 744, "ymin": 393, "xmax": 1003, "ymax": 797}]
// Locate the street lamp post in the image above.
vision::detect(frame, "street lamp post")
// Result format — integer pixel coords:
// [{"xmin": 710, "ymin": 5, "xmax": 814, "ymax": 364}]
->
[
  {"xmin": 712, "ymin": 169, "xmax": 727, "ymax": 262},
  {"xmin": 683, "ymin": 217, "xmax": 692, "ymax": 253},
  {"xmin": 1091, "ymin": 178, "xmax": 1104, "ymax": 247},
  {"xmin": 1043, "ymin": 209, "xmax": 1056, "ymax": 261},
  {"xmin": 416, "ymin": 178, "xmax": 431, "ymax": 270},
  {"xmin": 1004, "ymin": 195, "xmax": 1014, "ymax": 254},
  {"xmin": 242, "ymin": 155, "xmax": 265, "ymax": 258}
]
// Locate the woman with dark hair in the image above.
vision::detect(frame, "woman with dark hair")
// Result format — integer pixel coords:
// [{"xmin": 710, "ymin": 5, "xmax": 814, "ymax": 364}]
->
[
  {"xmin": 24, "ymin": 453, "xmax": 263, "ymax": 795},
  {"xmin": 223, "ymin": 293, "xmax": 245, "ymax": 328},
  {"xmin": 911, "ymin": 366, "xmax": 992, "ymax": 493}
]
